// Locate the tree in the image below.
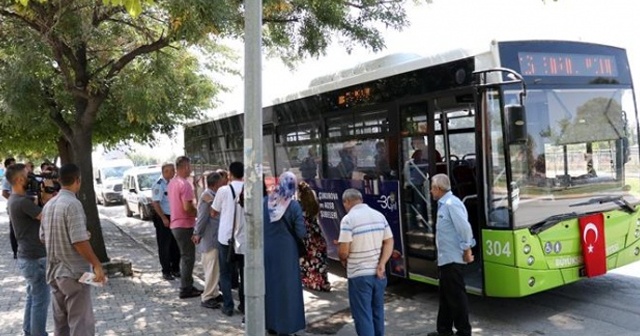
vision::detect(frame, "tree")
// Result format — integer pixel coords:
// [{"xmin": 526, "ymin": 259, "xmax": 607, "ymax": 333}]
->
[{"xmin": 0, "ymin": 0, "xmax": 422, "ymax": 261}]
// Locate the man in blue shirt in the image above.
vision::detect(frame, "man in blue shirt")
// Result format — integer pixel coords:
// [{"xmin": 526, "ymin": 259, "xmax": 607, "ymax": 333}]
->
[
  {"xmin": 428, "ymin": 174, "xmax": 475, "ymax": 336},
  {"xmin": 151, "ymin": 162, "xmax": 181, "ymax": 280}
]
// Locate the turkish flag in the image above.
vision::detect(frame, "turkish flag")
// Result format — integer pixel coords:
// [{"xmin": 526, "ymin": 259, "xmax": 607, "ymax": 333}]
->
[{"xmin": 579, "ymin": 213, "xmax": 607, "ymax": 277}]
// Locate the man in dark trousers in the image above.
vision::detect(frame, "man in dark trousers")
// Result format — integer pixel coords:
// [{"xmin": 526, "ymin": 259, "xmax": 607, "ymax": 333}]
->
[
  {"xmin": 2, "ymin": 157, "xmax": 18, "ymax": 258},
  {"xmin": 151, "ymin": 162, "xmax": 181, "ymax": 280},
  {"xmin": 427, "ymin": 174, "xmax": 476, "ymax": 336}
]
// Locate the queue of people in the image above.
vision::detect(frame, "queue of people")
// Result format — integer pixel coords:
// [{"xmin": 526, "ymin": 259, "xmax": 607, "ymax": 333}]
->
[{"xmin": 2, "ymin": 153, "xmax": 476, "ymax": 336}]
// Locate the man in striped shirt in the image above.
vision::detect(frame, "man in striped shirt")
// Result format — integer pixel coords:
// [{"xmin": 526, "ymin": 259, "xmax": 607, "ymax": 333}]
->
[
  {"xmin": 40, "ymin": 163, "xmax": 106, "ymax": 335},
  {"xmin": 338, "ymin": 188, "xmax": 393, "ymax": 336}
]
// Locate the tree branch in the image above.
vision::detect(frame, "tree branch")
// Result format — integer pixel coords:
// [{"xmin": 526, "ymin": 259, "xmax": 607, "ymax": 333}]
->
[
  {"xmin": 92, "ymin": 4, "xmax": 124, "ymax": 27},
  {"xmin": 0, "ymin": 9, "xmax": 41, "ymax": 31},
  {"xmin": 46, "ymin": 102, "xmax": 74, "ymax": 141},
  {"xmin": 106, "ymin": 35, "xmax": 170, "ymax": 79},
  {"xmin": 263, "ymin": 17, "xmax": 300, "ymax": 23},
  {"xmin": 105, "ymin": 17, "xmax": 156, "ymax": 40}
]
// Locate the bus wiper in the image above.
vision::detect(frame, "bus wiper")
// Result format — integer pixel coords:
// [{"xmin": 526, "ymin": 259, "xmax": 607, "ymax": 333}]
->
[
  {"xmin": 530, "ymin": 213, "xmax": 579, "ymax": 234},
  {"xmin": 570, "ymin": 196, "xmax": 637, "ymax": 213}
]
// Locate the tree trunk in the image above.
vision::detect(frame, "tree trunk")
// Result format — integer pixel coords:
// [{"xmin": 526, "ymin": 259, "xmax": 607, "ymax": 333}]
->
[
  {"xmin": 71, "ymin": 127, "xmax": 109, "ymax": 262},
  {"xmin": 57, "ymin": 136, "xmax": 74, "ymax": 164}
]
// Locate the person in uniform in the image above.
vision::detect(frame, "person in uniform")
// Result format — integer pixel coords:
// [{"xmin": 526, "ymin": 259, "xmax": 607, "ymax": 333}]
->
[{"xmin": 151, "ymin": 162, "xmax": 181, "ymax": 280}]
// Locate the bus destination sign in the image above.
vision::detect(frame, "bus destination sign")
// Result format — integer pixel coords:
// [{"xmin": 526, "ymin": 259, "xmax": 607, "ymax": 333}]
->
[{"xmin": 518, "ymin": 52, "xmax": 618, "ymax": 77}]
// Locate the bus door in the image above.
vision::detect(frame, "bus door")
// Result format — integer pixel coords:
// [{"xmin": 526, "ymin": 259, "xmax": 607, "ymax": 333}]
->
[
  {"xmin": 400, "ymin": 102, "xmax": 439, "ymax": 280},
  {"xmin": 433, "ymin": 93, "xmax": 483, "ymax": 291}
]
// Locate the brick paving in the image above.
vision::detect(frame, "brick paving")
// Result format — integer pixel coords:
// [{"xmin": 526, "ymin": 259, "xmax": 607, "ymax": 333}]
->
[
  {"xmin": 0, "ymin": 203, "xmax": 354, "ymax": 336},
  {"xmin": 3, "ymin": 201, "xmax": 509, "ymax": 336}
]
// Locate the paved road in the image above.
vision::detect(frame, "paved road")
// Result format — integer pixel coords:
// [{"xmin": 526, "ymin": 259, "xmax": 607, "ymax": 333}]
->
[{"xmin": 1, "ymin": 200, "xmax": 640, "ymax": 335}]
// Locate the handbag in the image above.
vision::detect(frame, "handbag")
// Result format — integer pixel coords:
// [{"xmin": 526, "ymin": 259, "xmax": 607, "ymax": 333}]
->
[
  {"xmin": 226, "ymin": 184, "xmax": 242, "ymax": 263},
  {"xmin": 285, "ymin": 214, "xmax": 306, "ymax": 258}
]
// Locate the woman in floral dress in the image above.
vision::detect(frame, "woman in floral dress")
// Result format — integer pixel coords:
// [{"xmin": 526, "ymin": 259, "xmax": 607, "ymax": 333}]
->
[{"xmin": 297, "ymin": 181, "xmax": 331, "ymax": 292}]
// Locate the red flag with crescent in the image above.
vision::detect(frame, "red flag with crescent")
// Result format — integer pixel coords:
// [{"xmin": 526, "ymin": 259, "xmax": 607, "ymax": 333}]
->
[{"xmin": 579, "ymin": 213, "xmax": 606, "ymax": 277}]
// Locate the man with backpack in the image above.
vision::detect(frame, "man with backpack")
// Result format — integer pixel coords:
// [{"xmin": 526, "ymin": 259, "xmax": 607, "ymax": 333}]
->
[{"xmin": 211, "ymin": 161, "xmax": 246, "ymax": 317}]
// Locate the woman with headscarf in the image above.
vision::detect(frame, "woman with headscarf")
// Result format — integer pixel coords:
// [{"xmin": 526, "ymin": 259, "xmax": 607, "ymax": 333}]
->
[
  {"xmin": 264, "ymin": 172, "xmax": 306, "ymax": 335},
  {"xmin": 298, "ymin": 181, "xmax": 331, "ymax": 292}
]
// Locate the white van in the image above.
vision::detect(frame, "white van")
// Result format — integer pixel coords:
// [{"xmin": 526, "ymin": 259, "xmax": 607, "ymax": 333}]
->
[
  {"xmin": 122, "ymin": 165, "xmax": 161, "ymax": 220},
  {"xmin": 94, "ymin": 158, "xmax": 134, "ymax": 205}
]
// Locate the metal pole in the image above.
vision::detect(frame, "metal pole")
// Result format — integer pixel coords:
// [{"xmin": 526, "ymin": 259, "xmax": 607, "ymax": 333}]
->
[{"xmin": 244, "ymin": 0, "xmax": 264, "ymax": 335}]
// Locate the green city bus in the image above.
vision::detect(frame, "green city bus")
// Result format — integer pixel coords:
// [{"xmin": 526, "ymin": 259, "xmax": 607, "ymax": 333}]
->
[{"xmin": 185, "ymin": 39, "xmax": 640, "ymax": 297}]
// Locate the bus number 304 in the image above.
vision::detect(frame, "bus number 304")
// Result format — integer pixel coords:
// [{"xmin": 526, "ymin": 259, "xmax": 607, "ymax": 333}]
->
[{"xmin": 485, "ymin": 240, "xmax": 512, "ymax": 257}]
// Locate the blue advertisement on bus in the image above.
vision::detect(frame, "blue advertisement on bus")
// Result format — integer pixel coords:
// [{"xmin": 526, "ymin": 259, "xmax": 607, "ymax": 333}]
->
[{"xmin": 310, "ymin": 179, "xmax": 406, "ymax": 278}]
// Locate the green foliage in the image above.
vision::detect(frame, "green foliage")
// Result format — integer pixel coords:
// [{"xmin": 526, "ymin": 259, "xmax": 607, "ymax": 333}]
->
[{"xmin": 1, "ymin": 0, "xmax": 420, "ymax": 154}]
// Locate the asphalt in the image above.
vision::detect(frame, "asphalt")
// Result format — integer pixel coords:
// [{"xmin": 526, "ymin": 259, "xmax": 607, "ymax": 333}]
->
[{"xmin": 0, "ymin": 200, "xmax": 527, "ymax": 336}]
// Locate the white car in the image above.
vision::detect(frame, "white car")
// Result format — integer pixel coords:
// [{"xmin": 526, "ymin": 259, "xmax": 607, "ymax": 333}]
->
[{"xmin": 122, "ymin": 165, "xmax": 161, "ymax": 220}]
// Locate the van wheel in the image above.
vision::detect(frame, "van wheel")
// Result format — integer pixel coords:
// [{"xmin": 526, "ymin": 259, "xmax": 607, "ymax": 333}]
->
[
  {"xmin": 139, "ymin": 205, "xmax": 150, "ymax": 220},
  {"xmin": 125, "ymin": 203, "xmax": 133, "ymax": 217}
]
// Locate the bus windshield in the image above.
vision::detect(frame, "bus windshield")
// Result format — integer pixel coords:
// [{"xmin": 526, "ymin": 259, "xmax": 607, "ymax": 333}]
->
[{"xmin": 501, "ymin": 88, "xmax": 640, "ymax": 228}]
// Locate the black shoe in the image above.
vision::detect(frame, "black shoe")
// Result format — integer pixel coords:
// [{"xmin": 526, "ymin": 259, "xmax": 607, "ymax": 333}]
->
[
  {"xmin": 171, "ymin": 271, "xmax": 181, "ymax": 278},
  {"xmin": 427, "ymin": 332, "xmax": 453, "ymax": 336},
  {"xmin": 238, "ymin": 303, "xmax": 245, "ymax": 314},
  {"xmin": 213, "ymin": 295, "xmax": 224, "ymax": 304},
  {"xmin": 179, "ymin": 287, "xmax": 203, "ymax": 299},
  {"xmin": 13, "ymin": 253, "xmax": 17, "ymax": 260},
  {"xmin": 200, "ymin": 299, "xmax": 221, "ymax": 309},
  {"xmin": 221, "ymin": 307, "xmax": 233, "ymax": 317},
  {"xmin": 162, "ymin": 273, "xmax": 175, "ymax": 281}
]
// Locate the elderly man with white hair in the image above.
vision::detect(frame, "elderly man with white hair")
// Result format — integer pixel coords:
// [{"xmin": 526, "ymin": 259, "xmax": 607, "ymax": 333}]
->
[{"xmin": 427, "ymin": 174, "xmax": 476, "ymax": 336}]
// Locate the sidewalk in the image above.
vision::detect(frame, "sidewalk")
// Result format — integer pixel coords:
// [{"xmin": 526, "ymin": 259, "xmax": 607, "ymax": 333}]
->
[{"xmin": 0, "ymin": 204, "xmax": 525, "ymax": 335}]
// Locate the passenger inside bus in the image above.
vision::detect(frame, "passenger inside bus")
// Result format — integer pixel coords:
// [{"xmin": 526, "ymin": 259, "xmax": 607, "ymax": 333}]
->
[
  {"xmin": 374, "ymin": 141, "xmax": 392, "ymax": 180},
  {"xmin": 403, "ymin": 149, "xmax": 429, "ymax": 231},
  {"xmin": 299, "ymin": 148, "xmax": 318, "ymax": 180},
  {"xmin": 336, "ymin": 144, "xmax": 356, "ymax": 179}
]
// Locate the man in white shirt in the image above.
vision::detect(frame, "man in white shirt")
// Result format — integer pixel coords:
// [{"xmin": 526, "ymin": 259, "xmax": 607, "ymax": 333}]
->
[{"xmin": 211, "ymin": 161, "xmax": 245, "ymax": 317}]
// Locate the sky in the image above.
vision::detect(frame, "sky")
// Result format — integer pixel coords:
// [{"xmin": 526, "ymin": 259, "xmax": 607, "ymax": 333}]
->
[{"xmin": 131, "ymin": 0, "xmax": 640, "ymax": 158}]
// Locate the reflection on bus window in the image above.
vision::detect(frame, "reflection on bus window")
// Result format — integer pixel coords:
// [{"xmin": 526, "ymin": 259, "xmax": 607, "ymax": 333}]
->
[
  {"xmin": 486, "ymin": 89, "xmax": 510, "ymax": 228},
  {"xmin": 504, "ymin": 88, "xmax": 640, "ymax": 228},
  {"xmin": 326, "ymin": 139, "xmax": 386, "ymax": 180}
]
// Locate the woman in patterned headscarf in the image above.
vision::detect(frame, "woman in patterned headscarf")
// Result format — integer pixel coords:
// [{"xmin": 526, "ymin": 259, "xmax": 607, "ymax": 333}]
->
[{"xmin": 263, "ymin": 171, "xmax": 306, "ymax": 335}]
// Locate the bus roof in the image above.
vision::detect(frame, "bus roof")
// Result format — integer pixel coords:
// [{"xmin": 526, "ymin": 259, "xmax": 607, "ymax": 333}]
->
[
  {"xmin": 272, "ymin": 46, "xmax": 484, "ymax": 106},
  {"xmin": 187, "ymin": 46, "xmax": 485, "ymax": 128},
  {"xmin": 188, "ymin": 39, "xmax": 623, "ymax": 128}
]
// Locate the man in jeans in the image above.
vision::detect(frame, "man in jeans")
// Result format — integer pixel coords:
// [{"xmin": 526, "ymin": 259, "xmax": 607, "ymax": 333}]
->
[
  {"xmin": 212, "ymin": 161, "xmax": 245, "ymax": 317},
  {"xmin": 6, "ymin": 163, "xmax": 52, "ymax": 336},
  {"xmin": 168, "ymin": 156, "xmax": 202, "ymax": 299},
  {"xmin": 338, "ymin": 188, "xmax": 394, "ymax": 336}
]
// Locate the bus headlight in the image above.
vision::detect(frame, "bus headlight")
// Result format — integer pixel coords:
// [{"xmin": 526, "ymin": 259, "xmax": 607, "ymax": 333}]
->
[
  {"xmin": 527, "ymin": 256, "xmax": 535, "ymax": 265},
  {"xmin": 635, "ymin": 229, "xmax": 640, "ymax": 239},
  {"xmin": 523, "ymin": 244, "xmax": 531, "ymax": 254},
  {"xmin": 528, "ymin": 277, "xmax": 535, "ymax": 287},
  {"xmin": 544, "ymin": 242, "xmax": 553, "ymax": 254},
  {"xmin": 521, "ymin": 236, "xmax": 527, "ymax": 243},
  {"xmin": 635, "ymin": 247, "xmax": 640, "ymax": 256},
  {"xmin": 636, "ymin": 218, "xmax": 640, "ymax": 227}
]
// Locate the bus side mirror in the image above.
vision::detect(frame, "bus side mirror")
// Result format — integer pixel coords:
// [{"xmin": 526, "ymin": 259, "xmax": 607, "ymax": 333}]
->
[{"xmin": 506, "ymin": 105, "xmax": 527, "ymax": 144}]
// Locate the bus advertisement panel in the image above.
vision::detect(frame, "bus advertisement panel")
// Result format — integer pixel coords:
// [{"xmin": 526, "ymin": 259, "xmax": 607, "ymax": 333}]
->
[{"xmin": 311, "ymin": 179, "xmax": 406, "ymax": 278}]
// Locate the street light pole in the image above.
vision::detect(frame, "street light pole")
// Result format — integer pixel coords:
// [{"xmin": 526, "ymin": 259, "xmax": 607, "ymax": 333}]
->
[{"xmin": 244, "ymin": 0, "xmax": 264, "ymax": 335}]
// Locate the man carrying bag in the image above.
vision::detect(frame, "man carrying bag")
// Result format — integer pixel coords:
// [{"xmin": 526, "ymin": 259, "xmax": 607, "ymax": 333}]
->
[{"xmin": 212, "ymin": 162, "xmax": 245, "ymax": 317}]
